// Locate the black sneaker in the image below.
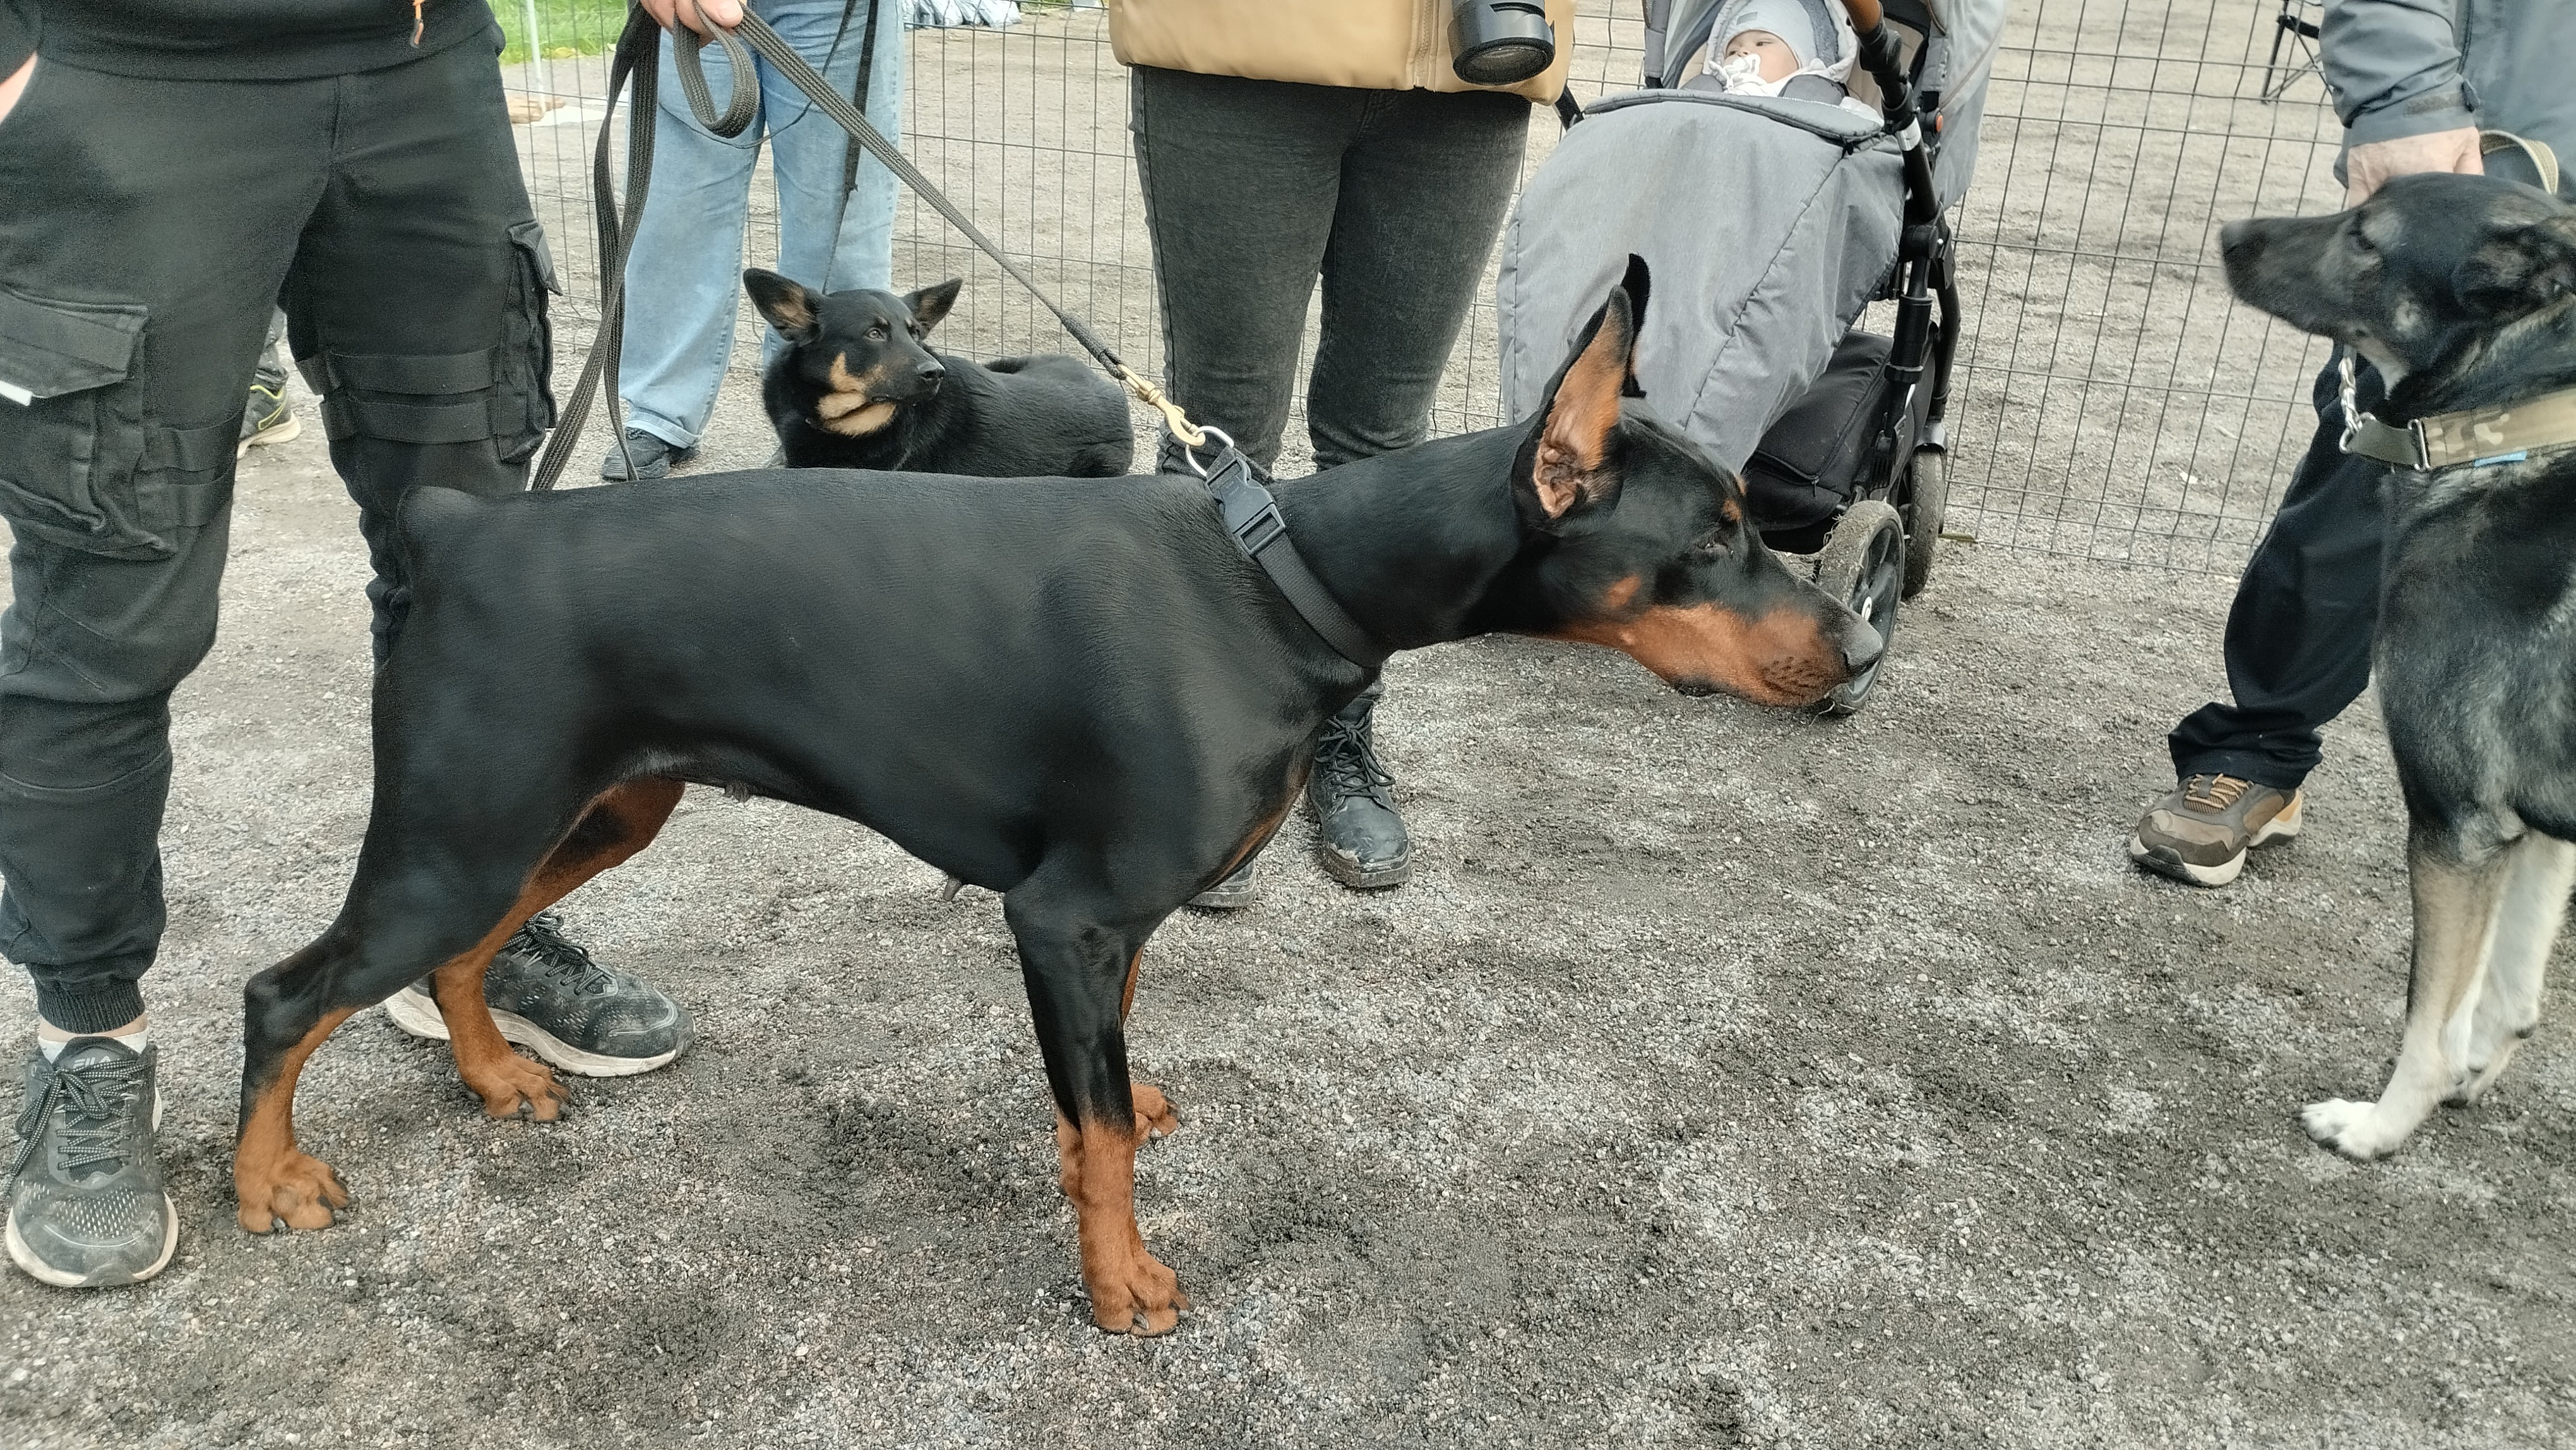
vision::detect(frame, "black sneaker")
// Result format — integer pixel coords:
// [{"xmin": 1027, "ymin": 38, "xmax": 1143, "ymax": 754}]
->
[
  {"xmin": 1188, "ymin": 856, "xmax": 1260, "ymax": 910},
  {"xmin": 1307, "ymin": 683, "xmax": 1414, "ymax": 889},
  {"xmin": 236, "ymin": 378, "xmax": 301, "ymax": 458},
  {"xmin": 6, "ymin": 1037, "xmax": 176, "ymax": 1288},
  {"xmin": 600, "ymin": 427, "xmax": 696, "ymax": 481},
  {"xmin": 383, "ymin": 913, "xmax": 693, "ymax": 1076}
]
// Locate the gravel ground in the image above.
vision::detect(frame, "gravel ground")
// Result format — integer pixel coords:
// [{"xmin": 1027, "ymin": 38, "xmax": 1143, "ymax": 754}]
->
[{"xmin": 4, "ymin": 400, "xmax": 2573, "ymax": 1449}]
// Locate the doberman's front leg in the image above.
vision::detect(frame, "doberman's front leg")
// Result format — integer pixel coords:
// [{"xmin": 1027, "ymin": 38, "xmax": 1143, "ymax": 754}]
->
[{"xmin": 1008, "ymin": 902, "xmax": 1188, "ymax": 1335}]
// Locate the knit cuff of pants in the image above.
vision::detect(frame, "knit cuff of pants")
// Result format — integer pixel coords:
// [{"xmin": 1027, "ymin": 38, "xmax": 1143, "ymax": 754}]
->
[{"xmin": 0, "ymin": 38, "xmax": 549, "ymax": 1030}]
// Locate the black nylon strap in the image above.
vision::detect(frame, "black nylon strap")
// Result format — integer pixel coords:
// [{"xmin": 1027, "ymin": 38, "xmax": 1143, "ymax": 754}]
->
[{"xmin": 1202, "ymin": 448, "xmax": 1390, "ymax": 669}]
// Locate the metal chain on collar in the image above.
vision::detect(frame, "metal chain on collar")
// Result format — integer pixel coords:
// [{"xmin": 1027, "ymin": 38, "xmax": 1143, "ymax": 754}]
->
[{"xmin": 2337, "ymin": 351, "xmax": 2362, "ymax": 455}]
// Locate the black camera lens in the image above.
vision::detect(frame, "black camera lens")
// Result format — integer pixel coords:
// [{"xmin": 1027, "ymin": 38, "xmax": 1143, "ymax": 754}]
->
[{"xmin": 1453, "ymin": 0, "xmax": 1554, "ymax": 86}]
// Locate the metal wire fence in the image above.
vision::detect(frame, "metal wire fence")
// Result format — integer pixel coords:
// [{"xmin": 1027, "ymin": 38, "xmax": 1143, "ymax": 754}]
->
[{"xmin": 504, "ymin": 0, "xmax": 2351, "ymax": 573}]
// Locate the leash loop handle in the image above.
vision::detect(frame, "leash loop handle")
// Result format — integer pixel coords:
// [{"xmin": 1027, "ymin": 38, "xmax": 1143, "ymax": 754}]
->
[{"xmin": 671, "ymin": 24, "xmax": 761, "ymax": 138}]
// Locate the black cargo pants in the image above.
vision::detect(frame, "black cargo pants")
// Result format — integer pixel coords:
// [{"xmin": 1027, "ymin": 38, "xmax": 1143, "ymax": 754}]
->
[
  {"xmin": 0, "ymin": 37, "xmax": 557, "ymax": 1034},
  {"xmin": 2166, "ymin": 352, "xmax": 2387, "ymax": 791}
]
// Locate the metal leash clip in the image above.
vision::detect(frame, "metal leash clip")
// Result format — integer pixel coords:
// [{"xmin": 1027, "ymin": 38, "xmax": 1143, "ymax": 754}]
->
[{"xmin": 1188, "ymin": 429, "xmax": 1291, "ymax": 561}]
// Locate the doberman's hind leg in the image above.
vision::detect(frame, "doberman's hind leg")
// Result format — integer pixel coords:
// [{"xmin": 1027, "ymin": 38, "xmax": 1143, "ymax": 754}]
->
[
  {"xmin": 432, "ymin": 777, "xmax": 684, "ymax": 1120},
  {"xmin": 235, "ymin": 957, "xmax": 359, "ymax": 1234},
  {"xmin": 234, "ymin": 777, "xmax": 683, "ymax": 1231},
  {"xmin": 1008, "ymin": 890, "xmax": 1187, "ymax": 1335}
]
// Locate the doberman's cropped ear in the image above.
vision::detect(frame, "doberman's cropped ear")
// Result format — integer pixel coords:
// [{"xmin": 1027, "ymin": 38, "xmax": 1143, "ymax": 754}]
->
[
  {"xmin": 1616, "ymin": 253, "xmax": 1650, "ymax": 397},
  {"xmin": 907, "ymin": 277, "xmax": 964, "ymax": 334},
  {"xmin": 1519, "ymin": 272, "xmax": 1641, "ymax": 524},
  {"xmin": 743, "ymin": 268, "xmax": 822, "ymax": 344},
  {"xmin": 2457, "ymin": 213, "xmax": 2576, "ymax": 317}
]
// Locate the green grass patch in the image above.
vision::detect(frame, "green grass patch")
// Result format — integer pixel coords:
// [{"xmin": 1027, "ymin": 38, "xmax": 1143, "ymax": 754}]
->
[{"xmin": 492, "ymin": 0, "xmax": 631, "ymax": 66}]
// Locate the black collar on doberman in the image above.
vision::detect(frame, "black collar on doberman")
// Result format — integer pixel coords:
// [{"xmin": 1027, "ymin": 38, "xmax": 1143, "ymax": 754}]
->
[{"xmin": 1191, "ymin": 434, "xmax": 1391, "ymax": 671}]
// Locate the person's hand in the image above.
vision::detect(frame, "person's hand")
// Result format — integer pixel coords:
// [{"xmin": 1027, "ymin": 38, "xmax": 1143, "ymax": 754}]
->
[
  {"xmin": 638, "ymin": 0, "xmax": 743, "ymax": 37},
  {"xmin": 2345, "ymin": 126, "xmax": 2482, "ymax": 205},
  {"xmin": 0, "ymin": 56, "xmax": 34, "ymax": 129}
]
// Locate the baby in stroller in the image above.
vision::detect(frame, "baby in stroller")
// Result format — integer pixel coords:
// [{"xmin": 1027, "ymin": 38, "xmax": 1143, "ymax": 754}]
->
[
  {"xmin": 1497, "ymin": 0, "xmax": 2004, "ymax": 712},
  {"xmin": 1698, "ymin": 0, "xmax": 1883, "ymax": 123}
]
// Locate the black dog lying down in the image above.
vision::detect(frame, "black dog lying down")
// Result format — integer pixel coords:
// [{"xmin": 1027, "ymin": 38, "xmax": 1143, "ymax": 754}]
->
[
  {"xmin": 744, "ymin": 268, "xmax": 1133, "ymax": 477},
  {"xmin": 2220, "ymin": 172, "xmax": 2576, "ymax": 1159},
  {"xmin": 232, "ymin": 264, "xmax": 1879, "ymax": 1334}
]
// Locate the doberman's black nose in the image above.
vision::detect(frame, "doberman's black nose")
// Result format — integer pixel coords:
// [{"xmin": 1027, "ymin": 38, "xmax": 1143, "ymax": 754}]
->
[
  {"xmin": 917, "ymin": 361, "xmax": 946, "ymax": 386},
  {"xmin": 1840, "ymin": 616, "xmax": 1885, "ymax": 675}
]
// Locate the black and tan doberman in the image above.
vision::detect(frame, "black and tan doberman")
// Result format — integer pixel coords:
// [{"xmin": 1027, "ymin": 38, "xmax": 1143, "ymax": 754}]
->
[{"xmin": 234, "ymin": 262, "xmax": 1877, "ymax": 1333}]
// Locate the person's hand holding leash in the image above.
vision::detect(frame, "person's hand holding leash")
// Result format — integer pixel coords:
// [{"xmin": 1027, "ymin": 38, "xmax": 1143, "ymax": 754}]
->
[
  {"xmin": 2344, "ymin": 125, "xmax": 2481, "ymax": 205},
  {"xmin": 638, "ymin": 0, "xmax": 743, "ymax": 37}
]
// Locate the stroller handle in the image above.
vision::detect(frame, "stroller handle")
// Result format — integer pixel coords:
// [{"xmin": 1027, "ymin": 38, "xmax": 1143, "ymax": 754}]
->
[{"xmin": 1841, "ymin": 0, "xmax": 1885, "ymax": 28}]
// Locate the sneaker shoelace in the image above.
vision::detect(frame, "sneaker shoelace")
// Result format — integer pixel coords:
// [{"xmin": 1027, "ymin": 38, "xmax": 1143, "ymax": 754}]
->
[
  {"xmin": 7, "ymin": 1053, "xmax": 145, "ymax": 1194},
  {"xmin": 2181, "ymin": 774, "xmax": 2251, "ymax": 812},
  {"xmin": 1315, "ymin": 714, "xmax": 1396, "ymax": 806},
  {"xmin": 511, "ymin": 913, "xmax": 616, "ymax": 998}
]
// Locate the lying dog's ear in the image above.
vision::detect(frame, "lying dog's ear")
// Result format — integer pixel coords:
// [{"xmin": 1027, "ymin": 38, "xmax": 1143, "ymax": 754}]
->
[
  {"xmin": 2457, "ymin": 213, "xmax": 2576, "ymax": 318},
  {"xmin": 744, "ymin": 268, "xmax": 822, "ymax": 344},
  {"xmin": 1616, "ymin": 253, "xmax": 1650, "ymax": 398},
  {"xmin": 1517, "ymin": 277, "xmax": 1640, "ymax": 525},
  {"xmin": 907, "ymin": 278, "xmax": 963, "ymax": 335}
]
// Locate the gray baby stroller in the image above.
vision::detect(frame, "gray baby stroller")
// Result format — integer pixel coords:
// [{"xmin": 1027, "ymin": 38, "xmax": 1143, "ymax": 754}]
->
[{"xmin": 1498, "ymin": 0, "xmax": 2005, "ymax": 712}]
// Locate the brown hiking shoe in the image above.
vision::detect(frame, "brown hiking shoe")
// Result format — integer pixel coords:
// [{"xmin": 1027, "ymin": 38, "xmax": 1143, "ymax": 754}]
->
[{"xmin": 2128, "ymin": 774, "xmax": 2303, "ymax": 887}]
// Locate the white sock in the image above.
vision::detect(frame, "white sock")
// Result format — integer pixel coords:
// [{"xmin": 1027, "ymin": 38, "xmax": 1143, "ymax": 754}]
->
[{"xmin": 37, "ymin": 1027, "xmax": 150, "ymax": 1061}]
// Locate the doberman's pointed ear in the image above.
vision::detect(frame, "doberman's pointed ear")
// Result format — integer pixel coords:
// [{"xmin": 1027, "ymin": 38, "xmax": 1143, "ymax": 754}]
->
[
  {"xmin": 743, "ymin": 268, "xmax": 822, "ymax": 344},
  {"xmin": 1617, "ymin": 253, "xmax": 1650, "ymax": 397},
  {"xmin": 907, "ymin": 277, "xmax": 964, "ymax": 334},
  {"xmin": 1520, "ymin": 275, "xmax": 1639, "ymax": 524}
]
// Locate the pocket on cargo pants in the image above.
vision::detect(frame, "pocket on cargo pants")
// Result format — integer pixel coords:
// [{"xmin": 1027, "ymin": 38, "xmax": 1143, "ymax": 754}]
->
[{"xmin": 0, "ymin": 287, "xmax": 228, "ymax": 560}]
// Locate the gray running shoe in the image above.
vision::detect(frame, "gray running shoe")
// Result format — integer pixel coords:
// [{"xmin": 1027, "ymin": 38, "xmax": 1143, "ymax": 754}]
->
[
  {"xmin": 2130, "ymin": 774, "xmax": 2303, "ymax": 887},
  {"xmin": 383, "ymin": 912, "xmax": 693, "ymax": 1077},
  {"xmin": 6, "ymin": 1037, "xmax": 176, "ymax": 1288},
  {"xmin": 235, "ymin": 379, "xmax": 301, "ymax": 458}
]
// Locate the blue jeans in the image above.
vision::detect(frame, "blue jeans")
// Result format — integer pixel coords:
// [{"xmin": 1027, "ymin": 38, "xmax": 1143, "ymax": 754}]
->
[{"xmin": 617, "ymin": 0, "xmax": 904, "ymax": 449}]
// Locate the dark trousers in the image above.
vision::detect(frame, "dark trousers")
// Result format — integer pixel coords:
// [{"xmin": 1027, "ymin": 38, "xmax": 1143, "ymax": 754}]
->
[
  {"xmin": 2167, "ymin": 354, "xmax": 2388, "ymax": 790},
  {"xmin": 0, "ymin": 39, "xmax": 555, "ymax": 1033},
  {"xmin": 1128, "ymin": 66, "xmax": 1530, "ymax": 474}
]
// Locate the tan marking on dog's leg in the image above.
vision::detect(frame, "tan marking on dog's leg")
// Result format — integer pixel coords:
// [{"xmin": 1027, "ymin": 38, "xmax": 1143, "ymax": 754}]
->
[
  {"xmin": 1054, "ymin": 1112, "xmax": 1188, "ymax": 1334},
  {"xmin": 2305, "ymin": 841, "xmax": 2513, "ymax": 1158},
  {"xmin": 435, "ymin": 778, "xmax": 685, "ymax": 1120},
  {"xmin": 2456, "ymin": 834, "xmax": 2575, "ymax": 1104},
  {"xmin": 234, "ymin": 1007, "xmax": 358, "ymax": 1233}
]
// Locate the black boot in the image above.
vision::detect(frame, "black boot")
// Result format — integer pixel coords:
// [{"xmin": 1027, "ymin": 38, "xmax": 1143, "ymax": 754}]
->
[{"xmin": 1306, "ymin": 681, "xmax": 1412, "ymax": 889}]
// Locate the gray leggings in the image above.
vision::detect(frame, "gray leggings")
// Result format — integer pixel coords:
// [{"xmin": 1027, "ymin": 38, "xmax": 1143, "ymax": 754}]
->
[{"xmin": 1129, "ymin": 67, "xmax": 1531, "ymax": 474}]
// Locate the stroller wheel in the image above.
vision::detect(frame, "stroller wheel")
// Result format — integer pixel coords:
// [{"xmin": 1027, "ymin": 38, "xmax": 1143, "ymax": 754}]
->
[
  {"xmin": 1900, "ymin": 449, "xmax": 1949, "ymax": 601},
  {"xmin": 1811, "ymin": 500, "xmax": 1903, "ymax": 717}
]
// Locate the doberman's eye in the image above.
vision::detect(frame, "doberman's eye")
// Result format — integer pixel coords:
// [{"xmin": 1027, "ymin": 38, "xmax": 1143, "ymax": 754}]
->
[
  {"xmin": 1694, "ymin": 529, "xmax": 1731, "ymax": 556},
  {"xmin": 867, "ymin": 325, "xmax": 889, "ymax": 341}
]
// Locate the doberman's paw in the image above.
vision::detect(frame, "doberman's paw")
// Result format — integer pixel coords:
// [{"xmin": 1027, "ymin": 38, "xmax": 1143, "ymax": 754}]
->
[
  {"xmin": 1087, "ymin": 1244, "xmax": 1190, "ymax": 1336},
  {"xmin": 1132, "ymin": 1083, "xmax": 1179, "ymax": 1143},
  {"xmin": 468, "ymin": 1053, "xmax": 568, "ymax": 1122},
  {"xmin": 236, "ymin": 1151, "xmax": 349, "ymax": 1234}
]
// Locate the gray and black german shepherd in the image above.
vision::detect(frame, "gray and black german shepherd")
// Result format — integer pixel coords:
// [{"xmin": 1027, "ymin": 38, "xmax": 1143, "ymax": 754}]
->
[{"xmin": 2221, "ymin": 171, "xmax": 2576, "ymax": 1159}]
